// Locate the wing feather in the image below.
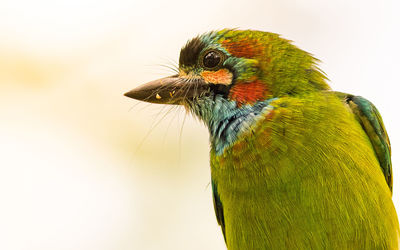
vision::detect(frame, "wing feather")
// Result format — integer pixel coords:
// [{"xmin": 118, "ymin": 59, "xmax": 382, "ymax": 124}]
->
[
  {"xmin": 211, "ymin": 180, "xmax": 226, "ymax": 242},
  {"xmin": 336, "ymin": 92, "xmax": 392, "ymax": 192}
]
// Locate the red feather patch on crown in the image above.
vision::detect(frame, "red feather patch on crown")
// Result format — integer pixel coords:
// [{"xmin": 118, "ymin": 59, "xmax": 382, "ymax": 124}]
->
[
  {"xmin": 229, "ymin": 80, "xmax": 270, "ymax": 106},
  {"xmin": 221, "ymin": 38, "xmax": 264, "ymax": 58}
]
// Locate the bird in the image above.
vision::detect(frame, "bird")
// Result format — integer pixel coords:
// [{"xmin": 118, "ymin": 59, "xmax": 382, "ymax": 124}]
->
[{"xmin": 124, "ymin": 29, "xmax": 399, "ymax": 249}]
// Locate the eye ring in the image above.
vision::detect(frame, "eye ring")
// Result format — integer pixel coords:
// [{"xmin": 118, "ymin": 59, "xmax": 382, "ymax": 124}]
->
[{"xmin": 200, "ymin": 49, "xmax": 225, "ymax": 70}]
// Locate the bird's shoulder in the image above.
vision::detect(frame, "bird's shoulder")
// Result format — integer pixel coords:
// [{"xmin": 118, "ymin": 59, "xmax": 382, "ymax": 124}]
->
[{"xmin": 333, "ymin": 91, "xmax": 392, "ymax": 191}]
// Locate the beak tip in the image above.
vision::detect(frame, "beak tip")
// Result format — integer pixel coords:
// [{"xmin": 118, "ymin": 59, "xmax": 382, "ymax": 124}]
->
[{"xmin": 124, "ymin": 90, "xmax": 138, "ymax": 100}]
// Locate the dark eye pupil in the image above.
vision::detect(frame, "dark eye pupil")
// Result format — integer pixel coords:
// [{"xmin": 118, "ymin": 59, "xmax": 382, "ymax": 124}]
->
[{"xmin": 203, "ymin": 51, "xmax": 221, "ymax": 68}]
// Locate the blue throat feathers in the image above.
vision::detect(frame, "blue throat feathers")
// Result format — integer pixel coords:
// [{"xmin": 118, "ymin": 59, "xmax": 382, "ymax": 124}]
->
[{"xmin": 189, "ymin": 95, "xmax": 277, "ymax": 155}]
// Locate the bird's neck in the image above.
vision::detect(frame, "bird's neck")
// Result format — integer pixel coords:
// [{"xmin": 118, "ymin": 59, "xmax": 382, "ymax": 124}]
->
[{"xmin": 189, "ymin": 95, "xmax": 277, "ymax": 155}]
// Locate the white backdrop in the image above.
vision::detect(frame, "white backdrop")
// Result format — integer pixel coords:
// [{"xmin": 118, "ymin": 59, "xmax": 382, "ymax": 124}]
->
[{"xmin": 0, "ymin": 0, "xmax": 399, "ymax": 249}]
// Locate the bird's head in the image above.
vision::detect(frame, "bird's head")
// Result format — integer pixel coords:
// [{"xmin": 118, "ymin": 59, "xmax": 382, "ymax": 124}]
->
[
  {"xmin": 126, "ymin": 29, "xmax": 329, "ymax": 106},
  {"xmin": 125, "ymin": 29, "xmax": 330, "ymax": 152}
]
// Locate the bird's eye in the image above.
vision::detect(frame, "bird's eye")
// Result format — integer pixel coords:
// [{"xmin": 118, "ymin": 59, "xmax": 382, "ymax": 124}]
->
[{"xmin": 201, "ymin": 50, "xmax": 224, "ymax": 69}]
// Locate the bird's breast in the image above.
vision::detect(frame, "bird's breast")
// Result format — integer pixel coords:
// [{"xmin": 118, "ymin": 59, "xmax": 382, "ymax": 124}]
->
[{"xmin": 209, "ymin": 94, "xmax": 398, "ymax": 249}]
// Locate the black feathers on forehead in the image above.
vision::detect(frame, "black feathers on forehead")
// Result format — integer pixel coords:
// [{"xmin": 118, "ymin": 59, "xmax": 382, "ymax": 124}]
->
[{"xmin": 179, "ymin": 36, "xmax": 206, "ymax": 67}]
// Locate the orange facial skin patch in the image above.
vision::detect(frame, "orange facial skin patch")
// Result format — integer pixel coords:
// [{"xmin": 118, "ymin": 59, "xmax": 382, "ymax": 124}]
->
[
  {"xmin": 229, "ymin": 80, "xmax": 269, "ymax": 106},
  {"xmin": 201, "ymin": 69, "xmax": 233, "ymax": 85}
]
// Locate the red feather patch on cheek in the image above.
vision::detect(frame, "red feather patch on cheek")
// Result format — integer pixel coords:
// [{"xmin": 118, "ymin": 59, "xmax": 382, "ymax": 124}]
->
[
  {"xmin": 229, "ymin": 80, "xmax": 270, "ymax": 106},
  {"xmin": 201, "ymin": 69, "xmax": 232, "ymax": 85}
]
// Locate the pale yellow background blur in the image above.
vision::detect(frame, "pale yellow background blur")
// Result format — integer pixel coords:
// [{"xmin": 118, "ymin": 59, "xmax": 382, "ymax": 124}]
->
[{"xmin": 1, "ymin": 0, "xmax": 399, "ymax": 249}]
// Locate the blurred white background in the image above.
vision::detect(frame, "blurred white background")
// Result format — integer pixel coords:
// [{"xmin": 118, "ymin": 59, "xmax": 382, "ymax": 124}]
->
[{"xmin": 0, "ymin": 0, "xmax": 399, "ymax": 249}]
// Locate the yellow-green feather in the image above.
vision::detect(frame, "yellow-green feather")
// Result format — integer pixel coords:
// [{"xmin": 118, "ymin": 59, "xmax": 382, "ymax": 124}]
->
[{"xmin": 211, "ymin": 92, "xmax": 399, "ymax": 249}]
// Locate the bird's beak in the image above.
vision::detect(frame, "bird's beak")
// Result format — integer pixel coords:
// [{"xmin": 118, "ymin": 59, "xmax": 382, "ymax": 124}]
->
[{"xmin": 124, "ymin": 75, "xmax": 209, "ymax": 104}]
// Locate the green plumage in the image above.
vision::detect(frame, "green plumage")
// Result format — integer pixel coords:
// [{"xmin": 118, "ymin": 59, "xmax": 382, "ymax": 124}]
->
[
  {"xmin": 125, "ymin": 29, "xmax": 399, "ymax": 249},
  {"xmin": 211, "ymin": 92, "xmax": 398, "ymax": 249}
]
